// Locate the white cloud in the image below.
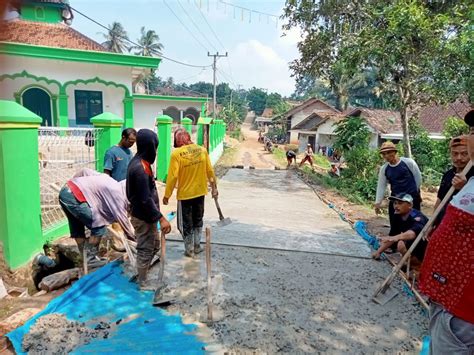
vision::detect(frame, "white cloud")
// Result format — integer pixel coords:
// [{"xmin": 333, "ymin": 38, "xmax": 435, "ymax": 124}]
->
[
  {"xmin": 278, "ymin": 26, "xmax": 303, "ymax": 47},
  {"xmin": 226, "ymin": 39, "xmax": 295, "ymax": 96}
]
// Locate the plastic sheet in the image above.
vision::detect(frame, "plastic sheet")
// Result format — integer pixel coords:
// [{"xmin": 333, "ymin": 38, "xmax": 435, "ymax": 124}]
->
[
  {"xmin": 7, "ymin": 262, "xmax": 205, "ymax": 354},
  {"xmin": 354, "ymin": 220, "xmax": 380, "ymax": 250}
]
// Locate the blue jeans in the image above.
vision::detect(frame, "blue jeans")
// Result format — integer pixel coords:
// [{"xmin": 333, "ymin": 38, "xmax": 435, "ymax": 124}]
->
[{"xmin": 59, "ymin": 185, "xmax": 106, "ymax": 238}]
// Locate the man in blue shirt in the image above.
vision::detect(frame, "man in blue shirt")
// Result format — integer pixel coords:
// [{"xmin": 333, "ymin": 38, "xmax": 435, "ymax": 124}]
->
[
  {"xmin": 374, "ymin": 141, "xmax": 422, "ymax": 236},
  {"xmin": 372, "ymin": 193, "xmax": 428, "ymax": 264},
  {"xmin": 104, "ymin": 128, "xmax": 136, "ymax": 181}
]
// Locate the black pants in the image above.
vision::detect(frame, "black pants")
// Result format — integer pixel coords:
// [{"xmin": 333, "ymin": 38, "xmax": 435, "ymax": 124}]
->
[
  {"xmin": 177, "ymin": 196, "xmax": 205, "ymax": 241},
  {"xmin": 389, "ymin": 192, "xmax": 422, "ymax": 236}
]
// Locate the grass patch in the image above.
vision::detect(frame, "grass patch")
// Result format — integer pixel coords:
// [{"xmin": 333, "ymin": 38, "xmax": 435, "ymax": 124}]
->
[
  {"xmin": 300, "ymin": 166, "xmax": 372, "ymax": 207},
  {"xmin": 312, "ymin": 154, "xmax": 331, "ymax": 169},
  {"xmin": 229, "ymin": 128, "xmax": 244, "ymax": 141},
  {"xmin": 273, "ymin": 148, "xmax": 287, "ymax": 165}
]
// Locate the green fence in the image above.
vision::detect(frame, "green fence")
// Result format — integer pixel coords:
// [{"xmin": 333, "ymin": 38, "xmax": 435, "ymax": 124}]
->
[{"xmin": 0, "ymin": 100, "xmax": 225, "ymax": 269}]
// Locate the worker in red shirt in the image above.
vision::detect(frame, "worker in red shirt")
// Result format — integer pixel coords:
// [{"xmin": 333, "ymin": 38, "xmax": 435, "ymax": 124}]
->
[{"xmin": 419, "ymin": 110, "xmax": 474, "ymax": 353}]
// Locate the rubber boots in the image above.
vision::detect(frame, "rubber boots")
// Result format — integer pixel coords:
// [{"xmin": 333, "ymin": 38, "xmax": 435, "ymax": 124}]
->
[
  {"xmin": 84, "ymin": 242, "xmax": 107, "ymax": 268},
  {"xmin": 193, "ymin": 227, "xmax": 203, "ymax": 254},
  {"xmin": 137, "ymin": 266, "xmax": 156, "ymax": 291}
]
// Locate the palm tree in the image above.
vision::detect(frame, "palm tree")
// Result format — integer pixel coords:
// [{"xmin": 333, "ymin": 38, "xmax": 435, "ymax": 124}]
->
[
  {"xmin": 132, "ymin": 27, "xmax": 164, "ymax": 57},
  {"xmin": 101, "ymin": 22, "xmax": 129, "ymax": 53}
]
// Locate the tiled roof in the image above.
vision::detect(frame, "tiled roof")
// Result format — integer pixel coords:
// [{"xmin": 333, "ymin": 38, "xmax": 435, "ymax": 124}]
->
[
  {"xmin": 0, "ymin": 19, "xmax": 107, "ymax": 52},
  {"xmin": 261, "ymin": 108, "xmax": 274, "ymax": 118},
  {"xmin": 347, "ymin": 108, "xmax": 402, "ymax": 134},
  {"xmin": 292, "ymin": 112, "xmax": 345, "ymax": 130},
  {"xmin": 283, "ymin": 97, "xmax": 340, "ymax": 118},
  {"xmin": 410, "ymin": 100, "xmax": 472, "ymax": 133}
]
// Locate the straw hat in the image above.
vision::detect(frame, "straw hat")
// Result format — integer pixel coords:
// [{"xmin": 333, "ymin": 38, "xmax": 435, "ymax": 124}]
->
[{"xmin": 379, "ymin": 141, "xmax": 397, "ymax": 154}]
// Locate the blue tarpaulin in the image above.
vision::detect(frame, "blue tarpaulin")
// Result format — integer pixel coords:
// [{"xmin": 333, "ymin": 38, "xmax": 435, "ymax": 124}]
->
[{"xmin": 7, "ymin": 262, "xmax": 205, "ymax": 354}]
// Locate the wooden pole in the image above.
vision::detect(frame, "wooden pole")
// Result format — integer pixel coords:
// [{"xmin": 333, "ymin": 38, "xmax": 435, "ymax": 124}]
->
[
  {"xmin": 373, "ymin": 160, "xmax": 473, "ymax": 299},
  {"xmin": 206, "ymin": 226, "xmax": 213, "ymax": 322}
]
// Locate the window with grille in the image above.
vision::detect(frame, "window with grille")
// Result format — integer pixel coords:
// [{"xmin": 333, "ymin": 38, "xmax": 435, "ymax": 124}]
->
[{"xmin": 74, "ymin": 90, "xmax": 103, "ymax": 125}]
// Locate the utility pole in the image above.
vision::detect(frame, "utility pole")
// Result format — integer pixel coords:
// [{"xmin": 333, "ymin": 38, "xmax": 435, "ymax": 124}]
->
[{"xmin": 208, "ymin": 52, "xmax": 228, "ymax": 120}]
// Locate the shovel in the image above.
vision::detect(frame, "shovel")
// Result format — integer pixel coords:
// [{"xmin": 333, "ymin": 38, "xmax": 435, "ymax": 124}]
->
[
  {"xmin": 152, "ymin": 231, "xmax": 174, "ymax": 307},
  {"xmin": 213, "ymin": 196, "xmax": 232, "ymax": 227}
]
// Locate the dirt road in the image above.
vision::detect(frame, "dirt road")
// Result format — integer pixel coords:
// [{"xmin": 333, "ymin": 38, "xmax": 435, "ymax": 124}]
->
[
  {"xmin": 151, "ymin": 131, "xmax": 428, "ymax": 353},
  {"xmin": 232, "ymin": 123, "xmax": 281, "ymax": 169}
]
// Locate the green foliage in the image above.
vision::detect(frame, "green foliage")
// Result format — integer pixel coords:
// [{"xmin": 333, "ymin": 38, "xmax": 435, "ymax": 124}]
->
[
  {"xmin": 220, "ymin": 106, "xmax": 241, "ymax": 131},
  {"xmin": 312, "ymin": 154, "xmax": 331, "ymax": 169},
  {"xmin": 132, "ymin": 27, "xmax": 163, "ymax": 56},
  {"xmin": 443, "ymin": 116, "xmax": 470, "ymax": 138},
  {"xmin": 247, "ymin": 87, "xmax": 268, "ymax": 115},
  {"xmin": 409, "ymin": 117, "xmax": 435, "ymax": 172},
  {"xmin": 283, "ymin": 0, "xmax": 471, "ymax": 157},
  {"xmin": 333, "ymin": 117, "xmax": 371, "ymax": 151},
  {"xmin": 101, "ymin": 22, "xmax": 130, "ymax": 53},
  {"xmin": 229, "ymin": 129, "xmax": 243, "ymax": 141},
  {"xmin": 328, "ymin": 116, "xmax": 381, "ymax": 201}
]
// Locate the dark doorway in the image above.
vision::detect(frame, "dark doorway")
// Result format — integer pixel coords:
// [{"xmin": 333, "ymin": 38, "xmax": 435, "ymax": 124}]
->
[
  {"xmin": 163, "ymin": 106, "xmax": 180, "ymax": 123},
  {"xmin": 22, "ymin": 87, "xmax": 52, "ymax": 126},
  {"xmin": 184, "ymin": 107, "xmax": 200, "ymax": 124},
  {"xmin": 308, "ymin": 135, "xmax": 316, "ymax": 152}
]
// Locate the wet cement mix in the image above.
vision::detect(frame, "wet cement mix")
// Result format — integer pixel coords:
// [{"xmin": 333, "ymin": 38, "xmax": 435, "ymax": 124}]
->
[
  {"xmin": 22, "ymin": 314, "xmax": 112, "ymax": 354},
  {"xmin": 151, "ymin": 168, "xmax": 428, "ymax": 353}
]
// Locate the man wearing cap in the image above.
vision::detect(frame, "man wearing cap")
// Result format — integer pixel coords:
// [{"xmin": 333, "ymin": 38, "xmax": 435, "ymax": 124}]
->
[
  {"xmin": 374, "ymin": 141, "xmax": 422, "ymax": 236},
  {"xmin": 433, "ymin": 135, "xmax": 474, "ymax": 225},
  {"xmin": 419, "ymin": 110, "xmax": 474, "ymax": 353},
  {"xmin": 372, "ymin": 193, "xmax": 428, "ymax": 263}
]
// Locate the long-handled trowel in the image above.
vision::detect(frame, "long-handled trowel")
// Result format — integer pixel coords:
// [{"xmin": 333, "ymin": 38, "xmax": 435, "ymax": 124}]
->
[
  {"xmin": 152, "ymin": 231, "xmax": 174, "ymax": 307},
  {"xmin": 213, "ymin": 196, "xmax": 232, "ymax": 227}
]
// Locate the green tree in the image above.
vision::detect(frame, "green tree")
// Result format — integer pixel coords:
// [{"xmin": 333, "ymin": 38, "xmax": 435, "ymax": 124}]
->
[
  {"xmin": 333, "ymin": 116, "xmax": 381, "ymax": 201},
  {"xmin": 220, "ymin": 106, "xmax": 241, "ymax": 131},
  {"xmin": 101, "ymin": 22, "xmax": 130, "ymax": 53},
  {"xmin": 132, "ymin": 27, "xmax": 164, "ymax": 57},
  {"xmin": 247, "ymin": 88, "xmax": 268, "ymax": 115},
  {"xmin": 283, "ymin": 0, "xmax": 471, "ymax": 157}
]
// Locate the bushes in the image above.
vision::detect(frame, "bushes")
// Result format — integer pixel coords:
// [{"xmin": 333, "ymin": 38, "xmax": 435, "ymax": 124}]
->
[{"xmin": 330, "ymin": 117, "xmax": 382, "ymax": 202}]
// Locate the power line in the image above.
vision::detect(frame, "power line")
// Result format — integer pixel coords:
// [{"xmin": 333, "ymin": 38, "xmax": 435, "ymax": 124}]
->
[
  {"xmin": 162, "ymin": 0, "xmax": 210, "ymax": 53},
  {"xmin": 176, "ymin": 0, "xmax": 219, "ymax": 53},
  {"xmin": 194, "ymin": 0, "xmax": 227, "ymax": 52},
  {"xmin": 70, "ymin": 5, "xmax": 212, "ymax": 69},
  {"xmin": 192, "ymin": 1, "xmax": 238, "ymax": 88}
]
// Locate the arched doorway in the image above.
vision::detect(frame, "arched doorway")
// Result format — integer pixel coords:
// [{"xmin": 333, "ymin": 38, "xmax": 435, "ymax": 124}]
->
[
  {"xmin": 184, "ymin": 107, "xmax": 200, "ymax": 124},
  {"xmin": 22, "ymin": 87, "xmax": 52, "ymax": 126},
  {"xmin": 163, "ymin": 106, "xmax": 180, "ymax": 123}
]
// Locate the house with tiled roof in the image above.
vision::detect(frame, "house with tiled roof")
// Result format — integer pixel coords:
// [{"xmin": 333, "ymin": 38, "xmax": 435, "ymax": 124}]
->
[
  {"xmin": 0, "ymin": 0, "xmax": 208, "ymax": 128},
  {"xmin": 282, "ymin": 97, "xmax": 341, "ymax": 144}
]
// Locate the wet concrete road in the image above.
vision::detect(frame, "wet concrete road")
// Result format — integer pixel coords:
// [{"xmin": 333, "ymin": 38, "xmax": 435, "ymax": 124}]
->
[{"xmin": 202, "ymin": 168, "xmax": 371, "ymax": 258}]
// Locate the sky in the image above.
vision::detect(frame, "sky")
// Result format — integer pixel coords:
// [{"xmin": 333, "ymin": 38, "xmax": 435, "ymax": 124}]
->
[{"xmin": 70, "ymin": 0, "xmax": 301, "ymax": 96}]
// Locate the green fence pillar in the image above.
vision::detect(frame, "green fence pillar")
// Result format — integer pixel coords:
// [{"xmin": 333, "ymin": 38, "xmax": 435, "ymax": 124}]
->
[
  {"xmin": 0, "ymin": 100, "xmax": 43, "ymax": 269},
  {"xmin": 181, "ymin": 117, "xmax": 192, "ymax": 134},
  {"xmin": 91, "ymin": 112, "xmax": 124, "ymax": 173},
  {"xmin": 197, "ymin": 123, "xmax": 204, "ymax": 146},
  {"xmin": 156, "ymin": 115, "xmax": 173, "ymax": 182},
  {"xmin": 214, "ymin": 119, "xmax": 223, "ymax": 146},
  {"xmin": 123, "ymin": 96, "xmax": 134, "ymax": 128},
  {"xmin": 58, "ymin": 88, "xmax": 69, "ymax": 127}
]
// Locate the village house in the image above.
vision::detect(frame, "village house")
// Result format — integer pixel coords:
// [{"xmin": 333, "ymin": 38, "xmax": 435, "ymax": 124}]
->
[
  {"xmin": 283, "ymin": 97, "xmax": 472, "ymax": 153},
  {"xmin": 0, "ymin": 0, "xmax": 208, "ymax": 129}
]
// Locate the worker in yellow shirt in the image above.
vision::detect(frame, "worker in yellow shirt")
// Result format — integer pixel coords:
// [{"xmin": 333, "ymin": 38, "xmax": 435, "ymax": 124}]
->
[{"xmin": 163, "ymin": 128, "xmax": 218, "ymax": 257}]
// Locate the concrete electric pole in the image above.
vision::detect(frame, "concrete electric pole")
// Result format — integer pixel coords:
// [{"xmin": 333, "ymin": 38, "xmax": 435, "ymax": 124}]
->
[{"xmin": 208, "ymin": 52, "xmax": 228, "ymax": 120}]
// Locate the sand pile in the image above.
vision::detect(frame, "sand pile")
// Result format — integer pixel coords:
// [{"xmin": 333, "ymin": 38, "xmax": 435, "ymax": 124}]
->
[{"xmin": 22, "ymin": 314, "xmax": 111, "ymax": 354}]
